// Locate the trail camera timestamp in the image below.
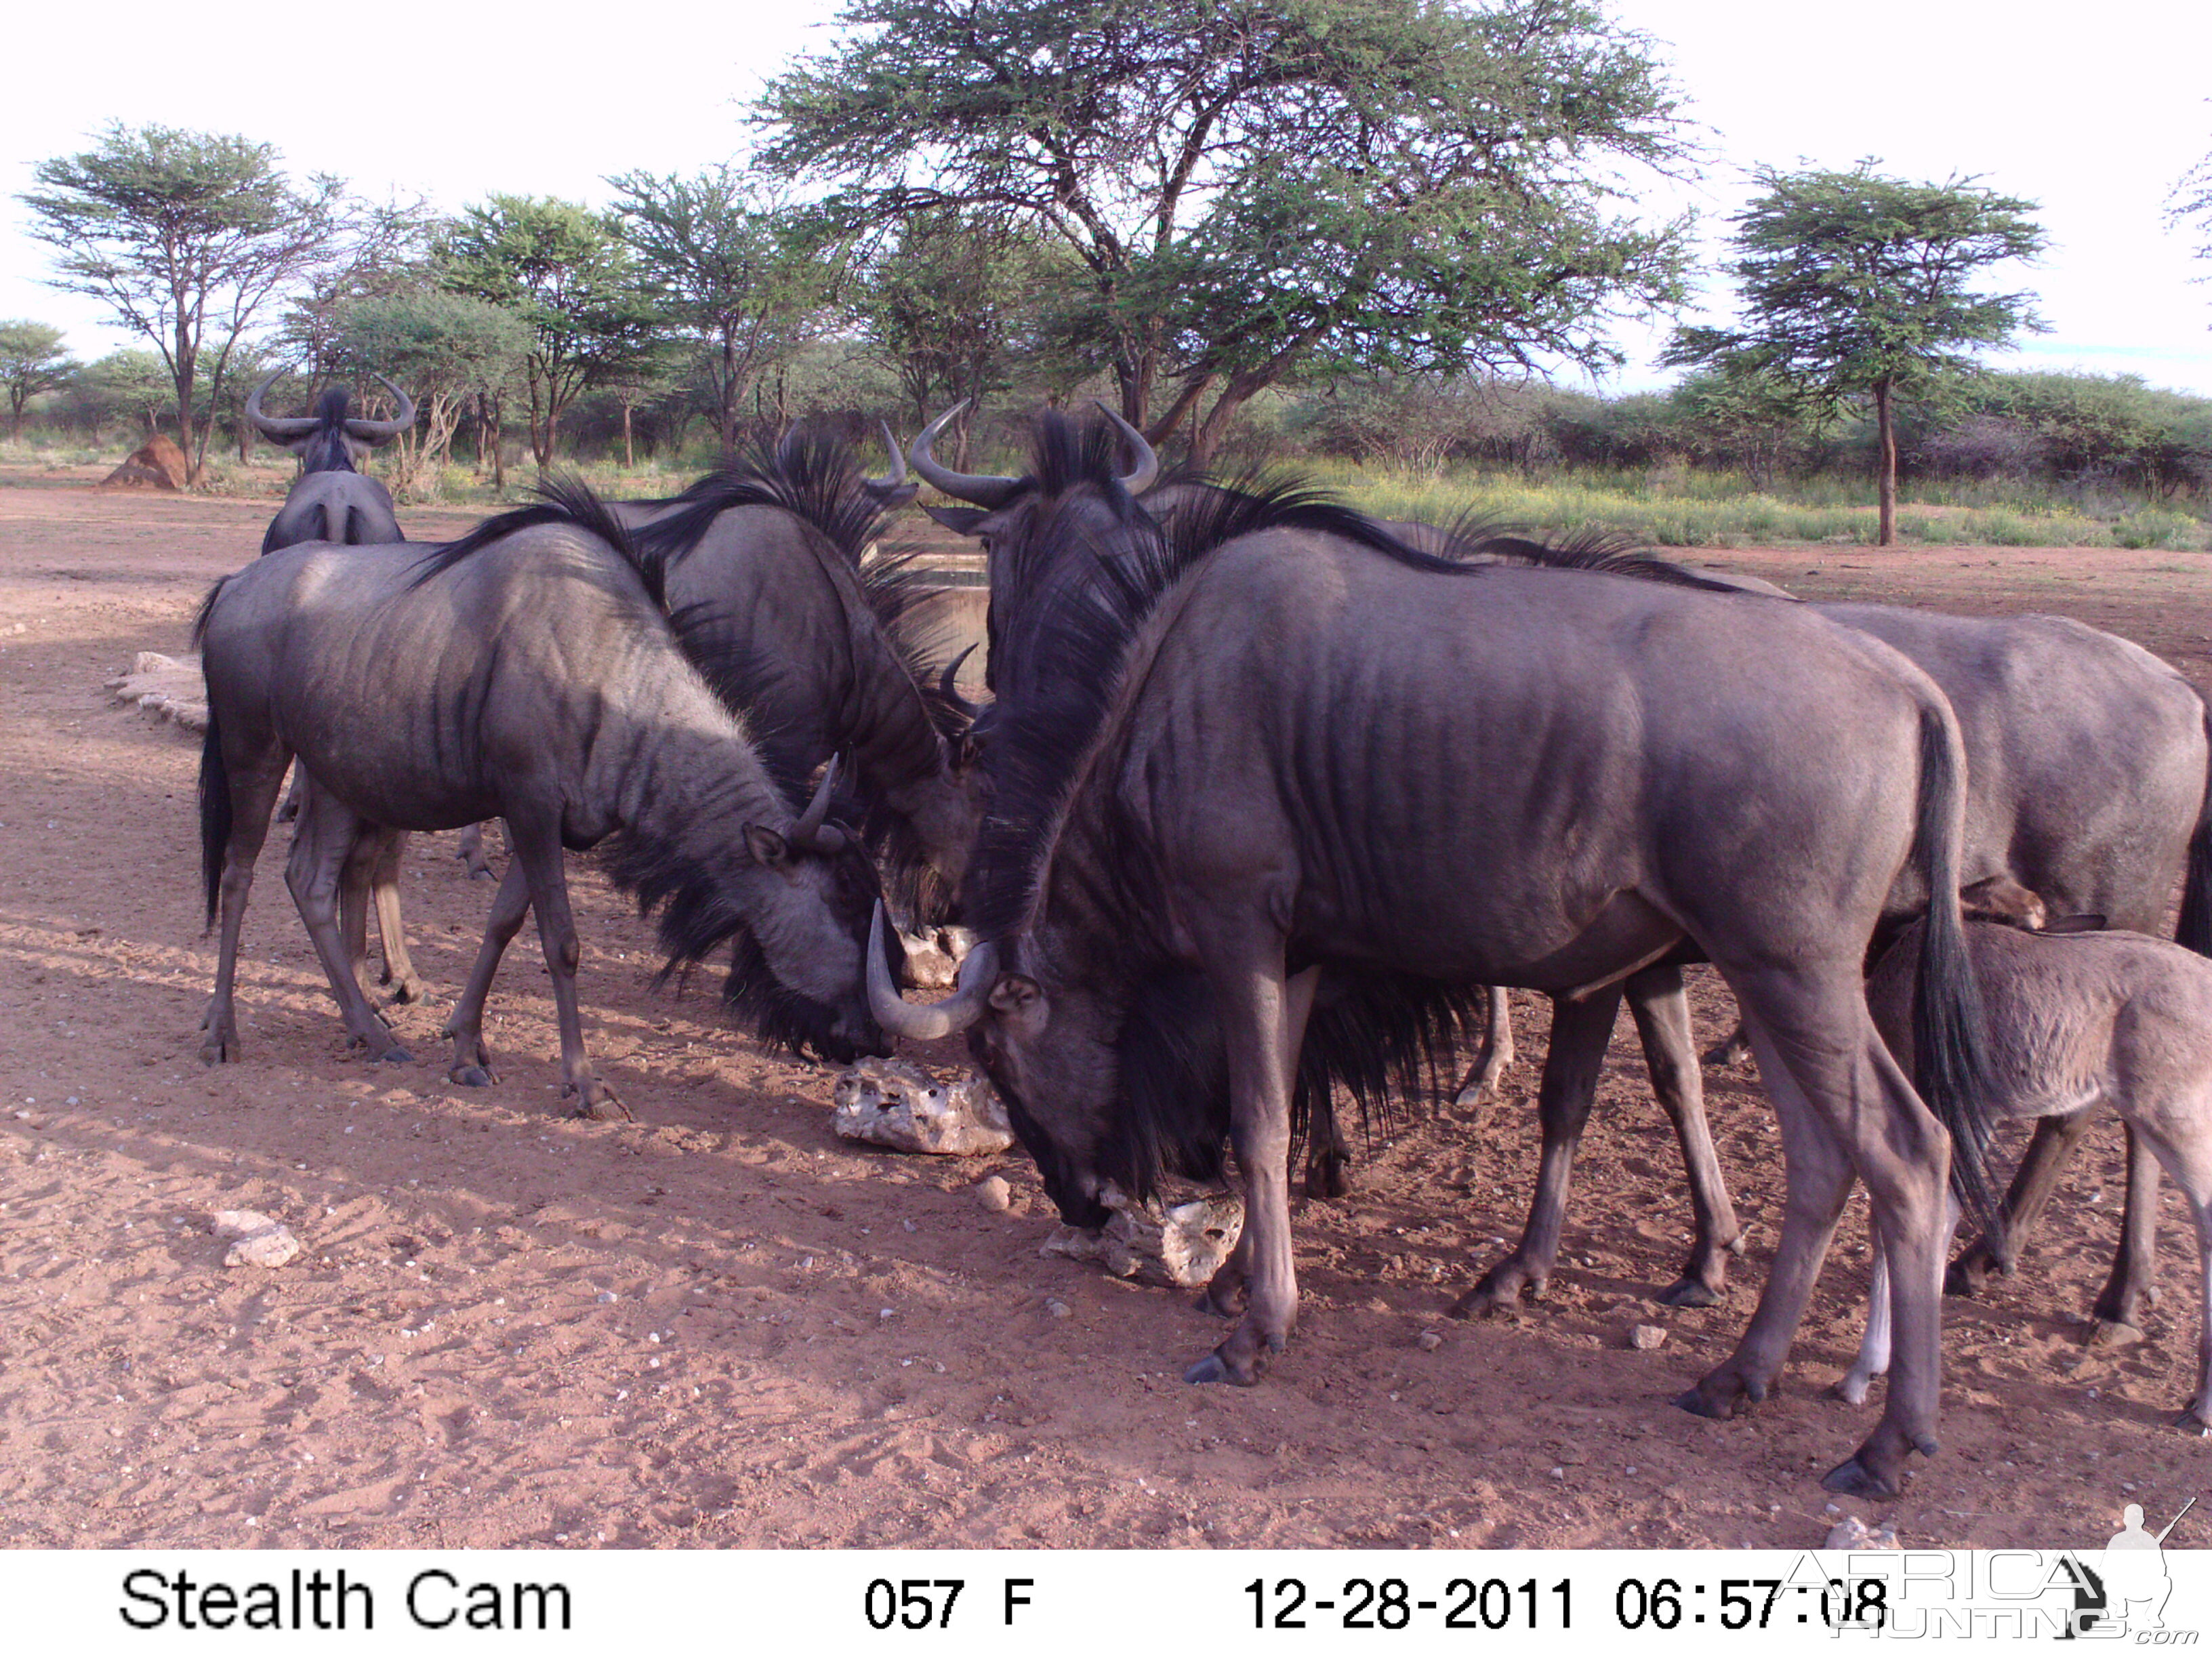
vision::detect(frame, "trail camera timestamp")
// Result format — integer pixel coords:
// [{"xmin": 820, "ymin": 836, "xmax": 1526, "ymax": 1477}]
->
[{"xmin": 1246, "ymin": 1576, "xmax": 1572, "ymax": 1631}]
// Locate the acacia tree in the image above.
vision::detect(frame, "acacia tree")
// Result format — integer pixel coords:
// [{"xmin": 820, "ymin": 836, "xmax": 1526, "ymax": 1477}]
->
[
  {"xmin": 439, "ymin": 196, "xmax": 665, "ymax": 469},
  {"xmin": 0, "ymin": 321, "xmax": 79, "ymax": 441},
  {"xmin": 332, "ymin": 291, "xmax": 533, "ymax": 493},
  {"xmin": 758, "ymin": 0, "xmax": 1692, "ymax": 456},
  {"xmin": 1664, "ymin": 162, "xmax": 2045, "ymax": 546},
  {"xmin": 606, "ymin": 165, "xmax": 831, "ymax": 457},
  {"xmin": 851, "ymin": 209, "xmax": 1071, "ymax": 458},
  {"xmin": 20, "ymin": 125, "xmax": 344, "ymax": 481}
]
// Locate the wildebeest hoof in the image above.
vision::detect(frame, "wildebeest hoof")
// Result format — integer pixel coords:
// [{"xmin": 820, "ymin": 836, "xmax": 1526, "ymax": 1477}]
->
[
  {"xmin": 1820, "ymin": 1456, "xmax": 1899, "ymax": 1499},
  {"xmin": 1658, "ymin": 1274, "xmax": 1725, "ymax": 1308},
  {"xmin": 1452, "ymin": 1261, "xmax": 1542, "ymax": 1319},
  {"xmin": 197, "ymin": 1036, "xmax": 236, "ymax": 1065},
  {"xmin": 450, "ymin": 1064, "xmax": 495, "ymax": 1088},
  {"xmin": 1304, "ymin": 1151, "xmax": 1355, "ymax": 1200},
  {"xmin": 467, "ymin": 862, "xmax": 497, "ymax": 882},
  {"xmin": 1700, "ymin": 1033, "xmax": 1751, "ymax": 1068},
  {"xmin": 383, "ymin": 975, "xmax": 432, "ymax": 1006},
  {"xmin": 1675, "ymin": 1370, "xmax": 1763, "ymax": 1419},
  {"xmin": 1195, "ymin": 1279, "xmax": 1246, "ymax": 1319},
  {"xmin": 376, "ymin": 1044, "xmax": 413, "ymax": 1065},
  {"xmin": 570, "ymin": 1087, "xmax": 632, "ymax": 1122},
  {"xmin": 1830, "ymin": 1372, "xmax": 1877, "ymax": 1407},
  {"xmin": 1184, "ymin": 1345, "xmax": 1264, "ymax": 1387},
  {"xmin": 2176, "ymin": 1406, "xmax": 2211, "ymax": 1436}
]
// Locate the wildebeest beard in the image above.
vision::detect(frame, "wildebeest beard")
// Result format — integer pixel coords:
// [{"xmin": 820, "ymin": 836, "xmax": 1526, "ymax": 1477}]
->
[{"xmin": 718, "ymin": 928, "xmax": 878, "ymax": 1065}]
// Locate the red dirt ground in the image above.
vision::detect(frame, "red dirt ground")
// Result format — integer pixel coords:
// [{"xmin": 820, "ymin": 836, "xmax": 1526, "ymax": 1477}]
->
[{"xmin": 1, "ymin": 474, "xmax": 2207, "ymax": 1551}]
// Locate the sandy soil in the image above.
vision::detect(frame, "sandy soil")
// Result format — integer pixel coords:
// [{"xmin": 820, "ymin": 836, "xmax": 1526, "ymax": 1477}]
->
[{"xmin": 1, "ymin": 475, "xmax": 2207, "ymax": 1551}]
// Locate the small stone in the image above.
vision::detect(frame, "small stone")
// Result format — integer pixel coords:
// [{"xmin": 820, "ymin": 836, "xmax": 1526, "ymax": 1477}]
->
[
  {"xmin": 1549, "ymin": 1466, "xmax": 1565, "ymax": 1480},
  {"xmin": 976, "ymin": 1176, "xmax": 1012, "ymax": 1213},
  {"xmin": 596, "ymin": 1291, "xmax": 618, "ymax": 1304},
  {"xmin": 224, "ymin": 1227, "xmax": 301, "ymax": 1269},
  {"xmin": 1627, "ymin": 1323, "xmax": 1668, "ymax": 1351},
  {"xmin": 1824, "ymin": 1515, "xmax": 1899, "ymax": 1551},
  {"xmin": 1416, "ymin": 1330, "xmax": 1443, "ymax": 1352},
  {"xmin": 1044, "ymin": 1298, "xmax": 1071, "ymax": 1319}
]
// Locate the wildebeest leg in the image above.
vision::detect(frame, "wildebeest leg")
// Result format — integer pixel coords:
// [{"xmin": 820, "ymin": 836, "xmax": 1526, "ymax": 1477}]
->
[
  {"xmin": 1837, "ymin": 1191, "xmax": 1959, "ymax": 1406},
  {"xmin": 1303, "ymin": 1093, "xmax": 1355, "ymax": 1200},
  {"xmin": 1453, "ymin": 983, "xmax": 1624, "ymax": 1317},
  {"xmin": 456, "ymin": 821, "xmax": 496, "ymax": 881},
  {"xmin": 1187, "ymin": 958, "xmax": 1316, "ymax": 1385},
  {"xmin": 2091, "ymin": 1126, "xmax": 2164, "ymax": 1331},
  {"xmin": 441, "ymin": 857, "xmax": 532, "ymax": 1087},
  {"xmin": 2111, "ymin": 1111, "xmax": 2212, "ymax": 1433},
  {"xmin": 274, "ymin": 762, "xmax": 303, "ymax": 825},
  {"xmin": 1452, "ymin": 985, "xmax": 1517, "ymax": 1107},
  {"xmin": 505, "ymin": 816, "xmax": 628, "ymax": 1121},
  {"xmin": 283, "ymin": 785, "xmax": 413, "ymax": 1063},
  {"xmin": 1681, "ymin": 972, "xmax": 1951, "ymax": 1500},
  {"xmin": 1624, "ymin": 964, "xmax": 1744, "ymax": 1306},
  {"xmin": 1837, "ymin": 1238, "xmax": 1893, "ymax": 1407},
  {"xmin": 1702, "ymin": 1019, "xmax": 1753, "ymax": 1069},
  {"xmin": 367, "ymin": 831, "xmax": 431, "ymax": 1004},
  {"xmin": 1946, "ymin": 1111, "xmax": 2095, "ymax": 1294},
  {"xmin": 1207, "ymin": 968, "xmax": 1322, "ymax": 1319},
  {"xmin": 200, "ymin": 744, "xmax": 292, "ymax": 1065}
]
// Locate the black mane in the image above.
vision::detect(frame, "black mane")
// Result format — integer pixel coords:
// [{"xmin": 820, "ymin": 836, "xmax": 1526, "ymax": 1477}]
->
[
  {"xmin": 406, "ymin": 474, "xmax": 669, "ymax": 607},
  {"xmin": 634, "ymin": 429, "xmax": 891, "ymax": 573}
]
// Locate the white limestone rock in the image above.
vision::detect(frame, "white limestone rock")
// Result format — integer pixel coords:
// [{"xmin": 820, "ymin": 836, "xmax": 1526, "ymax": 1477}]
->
[{"xmin": 832, "ymin": 1057, "xmax": 1012, "ymax": 1155}]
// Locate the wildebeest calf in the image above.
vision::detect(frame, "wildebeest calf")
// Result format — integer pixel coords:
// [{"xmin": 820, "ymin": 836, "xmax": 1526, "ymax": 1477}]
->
[{"xmin": 1841, "ymin": 903, "xmax": 2212, "ymax": 1433}]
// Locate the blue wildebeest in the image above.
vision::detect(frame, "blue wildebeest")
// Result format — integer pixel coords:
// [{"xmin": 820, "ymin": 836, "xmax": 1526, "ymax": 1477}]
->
[
  {"xmin": 246, "ymin": 371, "xmax": 415, "ymax": 552},
  {"xmin": 1444, "ymin": 565, "xmax": 2212, "ymax": 1323},
  {"xmin": 619, "ymin": 426, "xmax": 982, "ymax": 920},
  {"xmin": 871, "ymin": 434, "xmax": 2003, "ymax": 1498},
  {"xmin": 1841, "ymin": 893, "xmax": 2212, "ymax": 1434},
  {"xmin": 195, "ymin": 480, "xmax": 897, "ymax": 1118}
]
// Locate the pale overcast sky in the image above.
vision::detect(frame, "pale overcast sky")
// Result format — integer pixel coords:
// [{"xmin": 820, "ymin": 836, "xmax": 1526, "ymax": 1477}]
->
[{"xmin": 3, "ymin": 0, "xmax": 2208, "ymax": 394}]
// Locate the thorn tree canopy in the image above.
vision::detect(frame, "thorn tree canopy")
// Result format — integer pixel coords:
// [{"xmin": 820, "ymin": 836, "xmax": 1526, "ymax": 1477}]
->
[
  {"xmin": 438, "ymin": 195, "xmax": 665, "ymax": 470},
  {"xmin": 756, "ymin": 0, "xmax": 1696, "ymax": 457},
  {"xmin": 606, "ymin": 166, "xmax": 834, "ymax": 458},
  {"xmin": 20, "ymin": 124, "xmax": 344, "ymax": 483},
  {"xmin": 1664, "ymin": 161, "xmax": 2045, "ymax": 546},
  {"xmin": 0, "ymin": 321, "xmax": 80, "ymax": 441}
]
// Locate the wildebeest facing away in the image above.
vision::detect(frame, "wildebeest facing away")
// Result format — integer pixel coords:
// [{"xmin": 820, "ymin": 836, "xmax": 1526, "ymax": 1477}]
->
[
  {"xmin": 1840, "ymin": 899, "xmax": 2212, "ymax": 1434},
  {"xmin": 1446, "ymin": 573, "xmax": 2212, "ymax": 1322},
  {"xmin": 195, "ymin": 479, "xmax": 895, "ymax": 1118},
  {"xmin": 872, "ymin": 426, "xmax": 2001, "ymax": 1498},
  {"xmin": 247, "ymin": 371, "xmax": 415, "ymax": 553}
]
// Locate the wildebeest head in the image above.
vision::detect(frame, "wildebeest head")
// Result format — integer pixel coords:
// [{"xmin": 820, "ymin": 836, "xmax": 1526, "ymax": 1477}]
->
[
  {"xmin": 247, "ymin": 371, "xmax": 417, "ymax": 474},
  {"xmin": 911, "ymin": 401, "xmax": 1160, "ymax": 709}
]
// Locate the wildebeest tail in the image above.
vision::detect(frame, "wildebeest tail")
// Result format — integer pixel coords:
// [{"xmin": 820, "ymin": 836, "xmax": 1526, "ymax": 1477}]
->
[
  {"xmin": 199, "ymin": 700, "xmax": 230, "ymax": 930},
  {"xmin": 1908, "ymin": 699, "xmax": 2004, "ymax": 1246},
  {"xmin": 2175, "ymin": 696, "xmax": 2212, "ymax": 956}
]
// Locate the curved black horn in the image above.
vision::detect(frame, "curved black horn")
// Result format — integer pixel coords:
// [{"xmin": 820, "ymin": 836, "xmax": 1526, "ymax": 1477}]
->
[
  {"xmin": 861, "ymin": 419, "xmax": 919, "ymax": 507},
  {"xmin": 866, "ymin": 901, "xmax": 998, "ymax": 1040},
  {"xmin": 343, "ymin": 374, "xmax": 416, "ymax": 443},
  {"xmin": 792, "ymin": 755, "xmax": 844, "ymax": 851},
  {"xmin": 1093, "ymin": 401, "xmax": 1160, "ymax": 495},
  {"xmin": 245, "ymin": 371, "xmax": 321, "ymax": 442},
  {"xmin": 909, "ymin": 401, "xmax": 1021, "ymax": 508},
  {"xmin": 937, "ymin": 643, "xmax": 981, "ymax": 721}
]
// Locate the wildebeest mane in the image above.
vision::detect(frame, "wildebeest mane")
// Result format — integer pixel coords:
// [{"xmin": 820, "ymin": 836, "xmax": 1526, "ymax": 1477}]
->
[
  {"xmin": 634, "ymin": 429, "xmax": 891, "ymax": 575},
  {"xmin": 407, "ymin": 474, "xmax": 670, "ymax": 608},
  {"xmin": 1437, "ymin": 513, "xmax": 1772, "ymax": 594}
]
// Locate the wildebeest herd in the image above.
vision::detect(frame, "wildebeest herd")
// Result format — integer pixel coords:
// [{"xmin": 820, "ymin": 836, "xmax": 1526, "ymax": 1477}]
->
[{"xmin": 192, "ymin": 382, "xmax": 2212, "ymax": 1507}]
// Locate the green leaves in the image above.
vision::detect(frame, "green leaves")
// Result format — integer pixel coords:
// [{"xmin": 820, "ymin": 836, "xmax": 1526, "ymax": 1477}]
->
[
  {"xmin": 757, "ymin": 0, "xmax": 1693, "ymax": 449},
  {"xmin": 1665, "ymin": 162, "xmax": 2047, "ymax": 407}
]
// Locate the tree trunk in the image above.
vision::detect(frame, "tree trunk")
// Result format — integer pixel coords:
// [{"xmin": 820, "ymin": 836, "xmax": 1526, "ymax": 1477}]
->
[
  {"xmin": 237, "ymin": 418, "xmax": 253, "ymax": 466},
  {"xmin": 1874, "ymin": 379, "xmax": 1897, "ymax": 548},
  {"xmin": 623, "ymin": 401, "xmax": 635, "ymax": 470},
  {"xmin": 720, "ymin": 331, "xmax": 741, "ymax": 460}
]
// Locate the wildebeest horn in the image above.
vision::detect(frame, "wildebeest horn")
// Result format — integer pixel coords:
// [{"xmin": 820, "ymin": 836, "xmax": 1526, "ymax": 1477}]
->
[
  {"xmin": 245, "ymin": 371, "xmax": 321, "ymax": 441},
  {"xmin": 343, "ymin": 374, "xmax": 416, "ymax": 443},
  {"xmin": 869, "ymin": 421, "xmax": 907, "ymax": 491},
  {"xmin": 909, "ymin": 401, "xmax": 1021, "ymax": 508},
  {"xmin": 792, "ymin": 754, "xmax": 844, "ymax": 851},
  {"xmin": 1093, "ymin": 401, "xmax": 1160, "ymax": 495},
  {"xmin": 938, "ymin": 644, "xmax": 981, "ymax": 721},
  {"xmin": 867, "ymin": 901, "xmax": 998, "ymax": 1039}
]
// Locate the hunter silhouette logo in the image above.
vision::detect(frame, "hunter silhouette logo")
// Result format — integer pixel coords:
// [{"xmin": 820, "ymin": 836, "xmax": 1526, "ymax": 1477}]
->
[{"xmin": 2055, "ymin": 1496, "xmax": 2195, "ymax": 1640}]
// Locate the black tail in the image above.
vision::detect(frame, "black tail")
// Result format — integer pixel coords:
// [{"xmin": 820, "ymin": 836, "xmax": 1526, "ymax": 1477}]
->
[
  {"xmin": 2175, "ymin": 697, "xmax": 2212, "ymax": 956},
  {"xmin": 199, "ymin": 700, "xmax": 230, "ymax": 931},
  {"xmin": 1907, "ymin": 701, "xmax": 2003, "ymax": 1244}
]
